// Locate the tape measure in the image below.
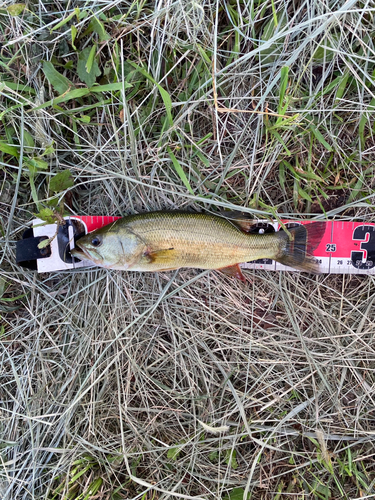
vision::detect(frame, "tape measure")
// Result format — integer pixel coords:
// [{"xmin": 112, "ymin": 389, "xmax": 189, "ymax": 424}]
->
[{"xmin": 16, "ymin": 216, "xmax": 375, "ymax": 274}]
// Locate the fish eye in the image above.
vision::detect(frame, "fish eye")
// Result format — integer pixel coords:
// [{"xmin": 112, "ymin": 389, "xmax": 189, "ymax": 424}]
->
[{"xmin": 91, "ymin": 236, "xmax": 102, "ymax": 247}]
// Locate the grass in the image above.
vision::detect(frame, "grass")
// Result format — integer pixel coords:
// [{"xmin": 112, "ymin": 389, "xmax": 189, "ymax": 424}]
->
[{"xmin": 1, "ymin": 0, "xmax": 375, "ymax": 498}]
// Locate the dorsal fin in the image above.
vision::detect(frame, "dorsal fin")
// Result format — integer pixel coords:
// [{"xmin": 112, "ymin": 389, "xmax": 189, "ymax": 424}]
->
[{"xmin": 219, "ymin": 211, "xmax": 255, "ymax": 233}]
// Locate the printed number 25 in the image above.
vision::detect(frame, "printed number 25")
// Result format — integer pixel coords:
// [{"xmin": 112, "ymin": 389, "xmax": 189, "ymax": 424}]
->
[{"xmin": 326, "ymin": 243, "xmax": 336, "ymax": 252}]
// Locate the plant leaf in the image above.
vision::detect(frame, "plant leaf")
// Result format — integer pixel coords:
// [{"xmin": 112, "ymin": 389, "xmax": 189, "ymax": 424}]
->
[
  {"xmin": 6, "ymin": 3, "xmax": 26, "ymax": 16},
  {"xmin": 23, "ymin": 130, "xmax": 35, "ymax": 149},
  {"xmin": 167, "ymin": 147, "xmax": 194, "ymax": 194},
  {"xmin": 224, "ymin": 449, "xmax": 238, "ymax": 469},
  {"xmin": 89, "ymin": 16, "xmax": 111, "ymax": 42},
  {"xmin": 36, "ymin": 208, "xmax": 57, "ymax": 224},
  {"xmin": 89, "ymin": 82, "xmax": 132, "ymax": 93},
  {"xmin": 0, "ymin": 303, "xmax": 21, "ymax": 313},
  {"xmin": 128, "ymin": 61, "xmax": 173, "ymax": 126},
  {"xmin": 31, "ymin": 88, "xmax": 90, "ymax": 111},
  {"xmin": 78, "ymin": 115, "xmax": 90, "ymax": 123},
  {"xmin": 42, "ymin": 61, "xmax": 73, "ymax": 94},
  {"xmin": 55, "ymin": 88, "xmax": 90, "ymax": 104},
  {"xmin": 0, "ymin": 142, "xmax": 19, "ymax": 157},
  {"xmin": 71, "ymin": 25, "xmax": 77, "ymax": 49},
  {"xmin": 298, "ymin": 185, "xmax": 313, "ymax": 202},
  {"xmin": 85, "ymin": 45, "xmax": 96, "ymax": 74},
  {"xmin": 270, "ymin": 129, "xmax": 291, "ymax": 155},
  {"xmin": 167, "ymin": 445, "xmax": 182, "ymax": 461},
  {"xmin": 38, "ymin": 238, "xmax": 53, "ymax": 249},
  {"xmin": 0, "ymin": 278, "xmax": 7, "ymax": 298},
  {"xmin": 222, "ymin": 488, "xmax": 250, "ymax": 500},
  {"xmin": 83, "ymin": 478, "xmax": 103, "ymax": 500},
  {"xmin": 24, "ymin": 158, "xmax": 48, "ymax": 174},
  {"xmin": 278, "ymin": 66, "xmax": 289, "ymax": 114},
  {"xmin": 0, "ymin": 293, "xmax": 27, "ymax": 302},
  {"xmin": 1, "ymin": 81, "xmax": 36, "ymax": 94},
  {"xmin": 77, "ymin": 46, "xmax": 101, "ymax": 87},
  {"xmin": 309, "ymin": 123, "xmax": 333, "ymax": 152},
  {"xmin": 335, "ymin": 71, "xmax": 350, "ymax": 102},
  {"xmin": 49, "ymin": 170, "xmax": 74, "ymax": 193},
  {"xmin": 50, "ymin": 9, "xmax": 78, "ymax": 32},
  {"xmin": 359, "ymin": 97, "xmax": 375, "ymax": 148}
]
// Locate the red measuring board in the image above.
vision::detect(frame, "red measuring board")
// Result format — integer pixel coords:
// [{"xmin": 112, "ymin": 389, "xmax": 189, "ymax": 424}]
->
[
  {"xmin": 27, "ymin": 216, "xmax": 375, "ymax": 274},
  {"xmin": 74, "ymin": 215, "xmax": 122, "ymax": 233},
  {"xmin": 242, "ymin": 220, "xmax": 375, "ymax": 274}
]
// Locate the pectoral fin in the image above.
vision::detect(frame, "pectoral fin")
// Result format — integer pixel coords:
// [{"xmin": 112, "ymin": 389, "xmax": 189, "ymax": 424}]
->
[
  {"xmin": 218, "ymin": 264, "xmax": 246, "ymax": 282},
  {"xmin": 142, "ymin": 247, "xmax": 178, "ymax": 266}
]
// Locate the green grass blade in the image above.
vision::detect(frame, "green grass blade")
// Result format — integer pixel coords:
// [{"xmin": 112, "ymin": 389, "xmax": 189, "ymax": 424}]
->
[
  {"xmin": 31, "ymin": 88, "xmax": 90, "ymax": 111},
  {"xmin": 278, "ymin": 66, "xmax": 289, "ymax": 115},
  {"xmin": 50, "ymin": 8, "xmax": 79, "ymax": 31},
  {"xmin": 128, "ymin": 61, "xmax": 173, "ymax": 127},
  {"xmin": 359, "ymin": 97, "xmax": 375, "ymax": 148},
  {"xmin": 167, "ymin": 146, "xmax": 194, "ymax": 194},
  {"xmin": 309, "ymin": 123, "xmax": 333, "ymax": 152},
  {"xmin": 89, "ymin": 82, "xmax": 131, "ymax": 92}
]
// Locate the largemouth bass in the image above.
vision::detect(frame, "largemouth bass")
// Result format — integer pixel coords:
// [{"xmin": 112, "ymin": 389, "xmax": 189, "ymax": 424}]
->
[{"xmin": 71, "ymin": 211, "xmax": 325, "ymax": 279}]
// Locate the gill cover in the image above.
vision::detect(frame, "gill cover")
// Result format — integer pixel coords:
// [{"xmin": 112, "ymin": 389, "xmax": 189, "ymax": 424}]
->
[{"xmin": 73, "ymin": 223, "xmax": 146, "ymax": 269}]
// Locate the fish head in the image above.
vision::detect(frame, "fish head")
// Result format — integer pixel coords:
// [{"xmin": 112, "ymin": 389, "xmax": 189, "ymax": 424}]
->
[{"xmin": 71, "ymin": 224, "xmax": 145, "ymax": 269}]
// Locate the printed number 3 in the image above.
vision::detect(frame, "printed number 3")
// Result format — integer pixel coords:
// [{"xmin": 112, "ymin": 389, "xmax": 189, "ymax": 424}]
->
[{"xmin": 351, "ymin": 226, "xmax": 375, "ymax": 269}]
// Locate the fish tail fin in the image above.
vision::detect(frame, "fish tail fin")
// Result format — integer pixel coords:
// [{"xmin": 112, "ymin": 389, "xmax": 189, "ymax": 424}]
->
[{"xmin": 276, "ymin": 222, "xmax": 326, "ymax": 273}]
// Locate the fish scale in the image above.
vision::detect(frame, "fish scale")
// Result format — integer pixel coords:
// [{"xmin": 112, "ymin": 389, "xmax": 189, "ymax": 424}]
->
[{"xmin": 118, "ymin": 212, "xmax": 281, "ymax": 271}]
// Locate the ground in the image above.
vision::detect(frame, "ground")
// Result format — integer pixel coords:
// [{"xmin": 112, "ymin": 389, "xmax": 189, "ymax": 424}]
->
[{"xmin": 1, "ymin": 0, "xmax": 375, "ymax": 499}]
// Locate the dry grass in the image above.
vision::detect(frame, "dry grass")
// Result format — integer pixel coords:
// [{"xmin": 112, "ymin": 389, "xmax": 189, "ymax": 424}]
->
[{"xmin": 1, "ymin": 0, "xmax": 375, "ymax": 499}]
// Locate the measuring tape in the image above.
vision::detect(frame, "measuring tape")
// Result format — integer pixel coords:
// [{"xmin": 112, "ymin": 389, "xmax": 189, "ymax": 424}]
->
[{"xmin": 16, "ymin": 216, "xmax": 375, "ymax": 274}]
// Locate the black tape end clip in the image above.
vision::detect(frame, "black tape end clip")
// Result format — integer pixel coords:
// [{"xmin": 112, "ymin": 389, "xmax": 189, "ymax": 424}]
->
[
  {"xmin": 16, "ymin": 228, "xmax": 52, "ymax": 270},
  {"xmin": 16, "ymin": 218, "xmax": 86, "ymax": 271}
]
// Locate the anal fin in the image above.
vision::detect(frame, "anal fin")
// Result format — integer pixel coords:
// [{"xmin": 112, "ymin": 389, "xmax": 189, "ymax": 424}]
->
[{"xmin": 218, "ymin": 264, "xmax": 246, "ymax": 282}]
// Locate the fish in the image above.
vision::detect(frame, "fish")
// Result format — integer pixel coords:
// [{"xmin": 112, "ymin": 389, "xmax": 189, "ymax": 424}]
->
[{"xmin": 71, "ymin": 211, "xmax": 326, "ymax": 280}]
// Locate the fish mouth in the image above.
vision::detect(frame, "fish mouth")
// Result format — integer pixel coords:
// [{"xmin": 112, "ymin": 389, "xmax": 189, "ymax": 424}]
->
[
  {"xmin": 71, "ymin": 243, "xmax": 99, "ymax": 263},
  {"xmin": 70, "ymin": 246, "xmax": 87, "ymax": 261}
]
